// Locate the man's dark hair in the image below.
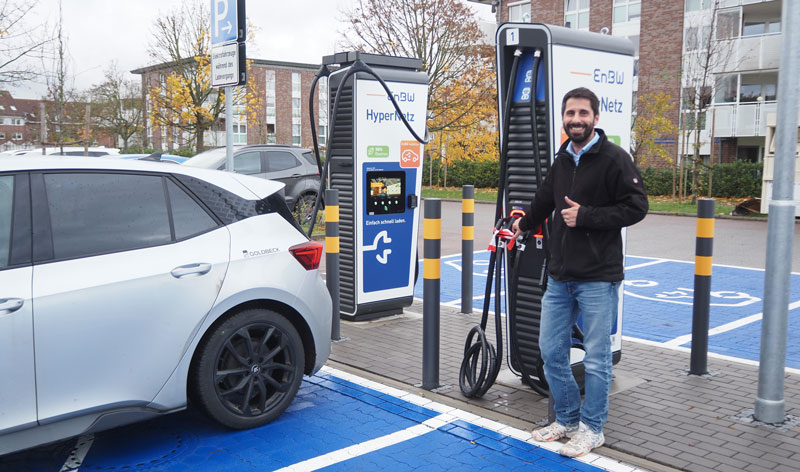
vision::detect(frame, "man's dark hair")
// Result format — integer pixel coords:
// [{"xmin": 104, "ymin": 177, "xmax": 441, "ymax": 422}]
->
[{"xmin": 561, "ymin": 87, "xmax": 600, "ymax": 116}]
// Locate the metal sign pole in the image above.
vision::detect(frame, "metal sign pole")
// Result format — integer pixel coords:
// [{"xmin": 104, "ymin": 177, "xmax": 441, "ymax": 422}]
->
[
  {"xmin": 755, "ymin": 0, "xmax": 799, "ymax": 424},
  {"xmin": 225, "ymin": 86, "xmax": 233, "ymax": 171}
]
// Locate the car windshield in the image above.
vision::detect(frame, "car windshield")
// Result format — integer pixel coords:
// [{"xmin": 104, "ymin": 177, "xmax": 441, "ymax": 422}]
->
[{"xmin": 183, "ymin": 147, "xmax": 240, "ymax": 167}]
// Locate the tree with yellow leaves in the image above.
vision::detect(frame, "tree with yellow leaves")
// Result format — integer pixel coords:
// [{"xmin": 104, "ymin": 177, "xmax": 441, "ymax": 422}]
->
[
  {"xmin": 342, "ymin": 0, "xmax": 497, "ymax": 187},
  {"xmin": 146, "ymin": 0, "xmax": 224, "ymax": 153}
]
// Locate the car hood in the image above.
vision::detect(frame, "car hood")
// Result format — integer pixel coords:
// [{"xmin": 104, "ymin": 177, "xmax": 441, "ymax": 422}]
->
[{"xmin": 229, "ymin": 172, "xmax": 285, "ymax": 200}]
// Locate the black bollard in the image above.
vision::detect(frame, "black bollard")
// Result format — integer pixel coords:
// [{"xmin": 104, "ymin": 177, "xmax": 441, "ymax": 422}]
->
[
  {"xmin": 422, "ymin": 198, "xmax": 441, "ymax": 390},
  {"xmin": 690, "ymin": 198, "xmax": 715, "ymax": 375}
]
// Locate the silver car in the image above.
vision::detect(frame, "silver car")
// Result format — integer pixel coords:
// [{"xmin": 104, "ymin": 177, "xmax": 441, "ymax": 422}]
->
[{"xmin": 0, "ymin": 157, "xmax": 332, "ymax": 455}]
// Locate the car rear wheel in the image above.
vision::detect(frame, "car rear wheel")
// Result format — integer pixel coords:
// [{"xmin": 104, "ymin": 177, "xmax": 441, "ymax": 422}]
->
[{"xmin": 191, "ymin": 309, "xmax": 305, "ymax": 429}]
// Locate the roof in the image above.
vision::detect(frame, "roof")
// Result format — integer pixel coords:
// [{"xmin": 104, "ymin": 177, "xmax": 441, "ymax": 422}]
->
[{"xmin": 0, "ymin": 91, "xmax": 40, "ymax": 119}]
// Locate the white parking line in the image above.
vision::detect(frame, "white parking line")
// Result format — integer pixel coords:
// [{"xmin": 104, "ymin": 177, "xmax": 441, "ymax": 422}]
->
[
  {"xmin": 273, "ymin": 414, "xmax": 453, "ymax": 472},
  {"xmin": 624, "ymin": 259, "xmax": 668, "ymax": 270},
  {"xmin": 662, "ymin": 299, "xmax": 800, "ymax": 348}
]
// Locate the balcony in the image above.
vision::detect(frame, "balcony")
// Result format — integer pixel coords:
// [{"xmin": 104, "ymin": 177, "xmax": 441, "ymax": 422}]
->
[
  {"xmin": 711, "ymin": 101, "xmax": 776, "ymax": 137},
  {"xmin": 716, "ymin": 33, "xmax": 781, "ymax": 73}
]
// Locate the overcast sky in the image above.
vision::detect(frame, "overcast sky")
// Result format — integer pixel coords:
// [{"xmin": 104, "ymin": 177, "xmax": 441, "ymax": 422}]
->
[{"xmin": 11, "ymin": 0, "xmax": 494, "ymax": 99}]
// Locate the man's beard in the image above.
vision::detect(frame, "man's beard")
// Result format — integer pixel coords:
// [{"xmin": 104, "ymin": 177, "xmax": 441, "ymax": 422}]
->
[{"xmin": 564, "ymin": 123, "xmax": 594, "ymax": 146}]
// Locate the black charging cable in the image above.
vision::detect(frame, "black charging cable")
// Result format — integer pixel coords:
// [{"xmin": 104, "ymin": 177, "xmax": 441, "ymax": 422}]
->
[
  {"xmin": 304, "ymin": 57, "xmax": 429, "ymax": 239},
  {"xmin": 459, "ymin": 49, "xmax": 522, "ymax": 398}
]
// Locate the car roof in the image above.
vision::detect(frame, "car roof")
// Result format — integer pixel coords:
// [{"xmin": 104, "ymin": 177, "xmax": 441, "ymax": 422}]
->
[{"xmin": 0, "ymin": 155, "xmax": 284, "ymax": 200}]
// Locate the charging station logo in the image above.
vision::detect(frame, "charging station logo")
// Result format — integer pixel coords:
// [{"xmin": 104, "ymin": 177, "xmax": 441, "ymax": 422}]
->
[
  {"xmin": 400, "ymin": 140, "xmax": 421, "ymax": 168},
  {"xmin": 364, "ymin": 230, "xmax": 392, "ymax": 264}
]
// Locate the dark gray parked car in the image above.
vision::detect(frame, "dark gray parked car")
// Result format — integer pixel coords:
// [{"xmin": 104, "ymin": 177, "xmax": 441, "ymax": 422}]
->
[{"xmin": 183, "ymin": 145, "xmax": 321, "ymax": 220}]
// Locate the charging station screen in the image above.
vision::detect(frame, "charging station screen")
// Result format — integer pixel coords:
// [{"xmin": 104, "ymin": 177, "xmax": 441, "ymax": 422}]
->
[{"xmin": 366, "ymin": 171, "xmax": 405, "ymax": 215}]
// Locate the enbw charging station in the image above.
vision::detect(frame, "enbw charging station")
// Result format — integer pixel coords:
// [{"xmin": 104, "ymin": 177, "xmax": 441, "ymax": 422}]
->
[
  {"xmin": 460, "ymin": 24, "xmax": 634, "ymax": 398},
  {"xmin": 312, "ymin": 52, "xmax": 429, "ymax": 322}
]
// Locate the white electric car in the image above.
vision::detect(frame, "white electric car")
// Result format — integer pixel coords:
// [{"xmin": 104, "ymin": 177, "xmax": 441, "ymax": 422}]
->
[{"xmin": 0, "ymin": 156, "xmax": 332, "ymax": 455}]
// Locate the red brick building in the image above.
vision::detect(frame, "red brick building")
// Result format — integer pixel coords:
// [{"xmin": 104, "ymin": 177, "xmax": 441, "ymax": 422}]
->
[
  {"xmin": 132, "ymin": 59, "xmax": 326, "ymax": 152},
  {"xmin": 472, "ymin": 0, "xmax": 787, "ymax": 168},
  {"xmin": 0, "ymin": 91, "xmax": 116, "ymax": 151}
]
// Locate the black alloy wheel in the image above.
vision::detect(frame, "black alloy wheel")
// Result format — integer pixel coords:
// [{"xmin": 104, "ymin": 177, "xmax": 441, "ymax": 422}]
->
[{"xmin": 192, "ymin": 309, "xmax": 305, "ymax": 429}]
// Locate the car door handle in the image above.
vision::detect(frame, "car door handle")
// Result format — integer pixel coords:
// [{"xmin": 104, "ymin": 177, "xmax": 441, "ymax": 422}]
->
[
  {"xmin": 171, "ymin": 263, "xmax": 212, "ymax": 278},
  {"xmin": 0, "ymin": 298, "xmax": 24, "ymax": 314}
]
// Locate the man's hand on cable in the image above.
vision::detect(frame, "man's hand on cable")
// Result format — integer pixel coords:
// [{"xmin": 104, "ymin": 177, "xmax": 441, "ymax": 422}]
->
[
  {"xmin": 511, "ymin": 217, "xmax": 523, "ymax": 239},
  {"xmin": 561, "ymin": 196, "xmax": 580, "ymax": 227}
]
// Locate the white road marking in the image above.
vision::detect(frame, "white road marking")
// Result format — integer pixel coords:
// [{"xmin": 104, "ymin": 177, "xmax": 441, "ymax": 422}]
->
[
  {"xmin": 319, "ymin": 366, "xmax": 650, "ymax": 472},
  {"xmin": 622, "ymin": 336, "xmax": 800, "ymax": 376},
  {"xmin": 273, "ymin": 414, "xmax": 453, "ymax": 472},
  {"xmin": 60, "ymin": 434, "xmax": 94, "ymax": 472},
  {"xmin": 624, "ymin": 259, "xmax": 669, "ymax": 270},
  {"xmin": 662, "ymin": 299, "xmax": 800, "ymax": 348}
]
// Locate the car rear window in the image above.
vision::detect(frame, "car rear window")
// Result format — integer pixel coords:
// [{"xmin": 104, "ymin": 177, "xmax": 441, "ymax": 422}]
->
[
  {"xmin": 301, "ymin": 151, "xmax": 318, "ymax": 167},
  {"xmin": 266, "ymin": 151, "xmax": 300, "ymax": 172},
  {"xmin": 45, "ymin": 173, "xmax": 172, "ymax": 259}
]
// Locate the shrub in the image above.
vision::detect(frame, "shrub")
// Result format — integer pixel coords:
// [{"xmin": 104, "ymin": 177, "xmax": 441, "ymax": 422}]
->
[{"xmin": 642, "ymin": 161, "xmax": 762, "ymax": 198}]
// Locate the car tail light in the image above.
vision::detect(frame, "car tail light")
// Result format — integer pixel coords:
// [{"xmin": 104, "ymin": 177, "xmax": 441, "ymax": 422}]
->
[{"xmin": 289, "ymin": 241, "xmax": 323, "ymax": 270}]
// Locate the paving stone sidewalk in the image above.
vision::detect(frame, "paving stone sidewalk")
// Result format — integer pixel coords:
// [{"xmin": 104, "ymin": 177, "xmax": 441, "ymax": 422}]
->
[{"xmin": 329, "ymin": 300, "xmax": 800, "ymax": 472}]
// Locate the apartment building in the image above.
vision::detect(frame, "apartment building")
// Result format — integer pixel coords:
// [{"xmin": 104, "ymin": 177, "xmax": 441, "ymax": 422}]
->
[
  {"xmin": 132, "ymin": 59, "xmax": 327, "ymax": 152},
  {"xmin": 470, "ymin": 0, "xmax": 787, "ymax": 168}
]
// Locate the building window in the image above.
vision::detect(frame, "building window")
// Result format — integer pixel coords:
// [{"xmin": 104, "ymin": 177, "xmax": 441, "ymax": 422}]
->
[
  {"xmin": 232, "ymin": 96, "xmax": 247, "ymax": 145},
  {"xmin": 613, "ymin": 0, "xmax": 640, "ymax": 24},
  {"xmin": 715, "ymin": 10, "xmax": 741, "ymax": 40},
  {"xmin": 292, "ymin": 72, "xmax": 302, "ymax": 146},
  {"xmin": 0, "ymin": 132, "xmax": 5, "ymax": 139},
  {"xmin": 564, "ymin": 0, "xmax": 589, "ymax": 30},
  {"xmin": 13, "ymin": 118, "xmax": 23, "ymax": 125},
  {"xmin": 508, "ymin": 1, "xmax": 531, "ymax": 22},
  {"xmin": 714, "ymin": 75, "xmax": 738, "ymax": 104},
  {"xmin": 318, "ymin": 77, "xmax": 328, "ymax": 146},
  {"xmin": 12, "ymin": 132, "xmax": 22, "ymax": 141},
  {"xmin": 685, "ymin": 0, "xmax": 711, "ymax": 12},
  {"xmin": 265, "ymin": 70, "xmax": 276, "ymax": 144}
]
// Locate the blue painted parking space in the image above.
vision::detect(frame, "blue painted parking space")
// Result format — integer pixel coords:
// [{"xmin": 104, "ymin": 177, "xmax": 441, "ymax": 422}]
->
[
  {"xmin": 0, "ymin": 368, "xmax": 621, "ymax": 472},
  {"xmin": 415, "ymin": 252, "xmax": 800, "ymax": 369}
]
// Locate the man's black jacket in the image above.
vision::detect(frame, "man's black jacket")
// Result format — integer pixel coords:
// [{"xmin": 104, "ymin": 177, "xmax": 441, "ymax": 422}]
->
[{"xmin": 518, "ymin": 129, "xmax": 648, "ymax": 282}]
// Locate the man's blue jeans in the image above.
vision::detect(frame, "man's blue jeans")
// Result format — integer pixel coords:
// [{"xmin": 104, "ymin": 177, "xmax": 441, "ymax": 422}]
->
[{"xmin": 540, "ymin": 276, "xmax": 619, "ymax": 433}]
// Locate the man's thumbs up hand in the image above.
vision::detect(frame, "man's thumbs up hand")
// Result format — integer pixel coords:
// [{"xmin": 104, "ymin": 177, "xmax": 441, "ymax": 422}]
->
[{"xmin": 561, "ymin": 196, "xmax": 580, "ymax": 227}]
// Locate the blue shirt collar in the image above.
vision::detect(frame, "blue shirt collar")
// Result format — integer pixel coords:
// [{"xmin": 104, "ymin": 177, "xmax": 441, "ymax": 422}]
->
[{"xmin": 566, "ymin": 131, "xmax": 600, "ymax": 166}]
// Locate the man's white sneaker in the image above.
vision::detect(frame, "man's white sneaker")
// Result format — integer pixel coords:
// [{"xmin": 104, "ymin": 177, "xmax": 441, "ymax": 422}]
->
[
  {"xmin": 531, "ymin": 422, "xmax": 578, "ymax": 442},
  {"xmin": 557, "ymin": 422, "xmax": 604, "ymax": 457}
]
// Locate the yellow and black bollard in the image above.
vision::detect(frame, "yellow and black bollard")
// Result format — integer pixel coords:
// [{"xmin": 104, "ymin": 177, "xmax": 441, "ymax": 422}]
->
[
  {"xmin": 461, "ymin": 185, "xmax": 474, "ymax": 314},
  {"xmin": 423, "ymin": 198, "xmax": 441, "ymax": 390},
  {"xmin": 325, "ymin": 189, "xmax": 341, "ymax": 341},
  {"xmin": 690, "ymin": 198, "xmax": 715, "ymax": 375}
]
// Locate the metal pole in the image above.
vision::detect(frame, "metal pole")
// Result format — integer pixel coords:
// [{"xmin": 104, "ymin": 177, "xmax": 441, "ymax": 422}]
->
[
  {"xmin": 690, "ymin": 198, "xmax": 714, "ymax": 375},
  {"xmin": 40, "ymin": 103, "xmax": 47, "ymax": 155},
  {"xmin": 84, "ymin": 104, "xmax": 90, "ymax": 157},
  {"xmin": 461, "ymin": 185, "xmax": 474, "ymax": 314},
  {"xmin": 325, "ymin": 189, "xmax": 341, "ymax": 341},
  {"xmin": 755, "ymin": 0, "xmax": 799, "ymax": 424},
  {"xmin": 225, "ymin": 85, "xmax": 234, "ymax": 171},
  {"xmin": 422, "ymin": 198, "xmax": 441, "ymax": 390}
]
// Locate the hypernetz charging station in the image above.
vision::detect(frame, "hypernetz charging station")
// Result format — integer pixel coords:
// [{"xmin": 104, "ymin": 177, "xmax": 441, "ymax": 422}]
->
[
  {"xmin": 323, "ymin": 52, "xmax": 429, "ymax": 322},
  {"xmin": 460, "ymin": 24, "xmax": 634, "ymax": 398}
]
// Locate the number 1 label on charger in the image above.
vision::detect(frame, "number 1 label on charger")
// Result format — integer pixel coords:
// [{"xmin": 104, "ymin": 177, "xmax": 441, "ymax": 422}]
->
[{"xmin": 507, "ymin": 28, "xmax": 519, "ymax": 45}]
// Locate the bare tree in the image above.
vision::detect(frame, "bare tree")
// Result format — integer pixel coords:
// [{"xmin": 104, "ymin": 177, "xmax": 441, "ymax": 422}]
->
[
  {"xmin": 91, "ymin": 63, "xmax": 143, "ymax": 152},
  {"xmin": 680, "ymin": 0, "xmax": 736, "ymax": 202},
  {"xmin": 341, "ymin": 0, "xmax": 494, "ymax": 133},
  {"xmin": 147, "ymin": 0, "xmax": 223, "ymax": 153},
  {"xmin": 43, "ymin": 0, "xmax": 79, "ymax": 152},
  {"xmin": 0, "ymin": 0, "xmax": 50, "ymax": 85}
]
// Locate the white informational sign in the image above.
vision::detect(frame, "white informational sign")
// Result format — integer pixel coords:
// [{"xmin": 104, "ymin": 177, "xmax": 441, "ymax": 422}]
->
[
  {"xmin": 211, "ymin": 42, "xmax": 240, "ymax": 88},
  {"xmin": 210, "ymin": 0, "xmax": 238, "ymax": 46},
  {"xmin": 355, "ymin": 78, "xmax": 428, "ymax": 305},
  {"xmin": 550, "ymin": 44, "xmax": 634, "ymax": 154}
]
